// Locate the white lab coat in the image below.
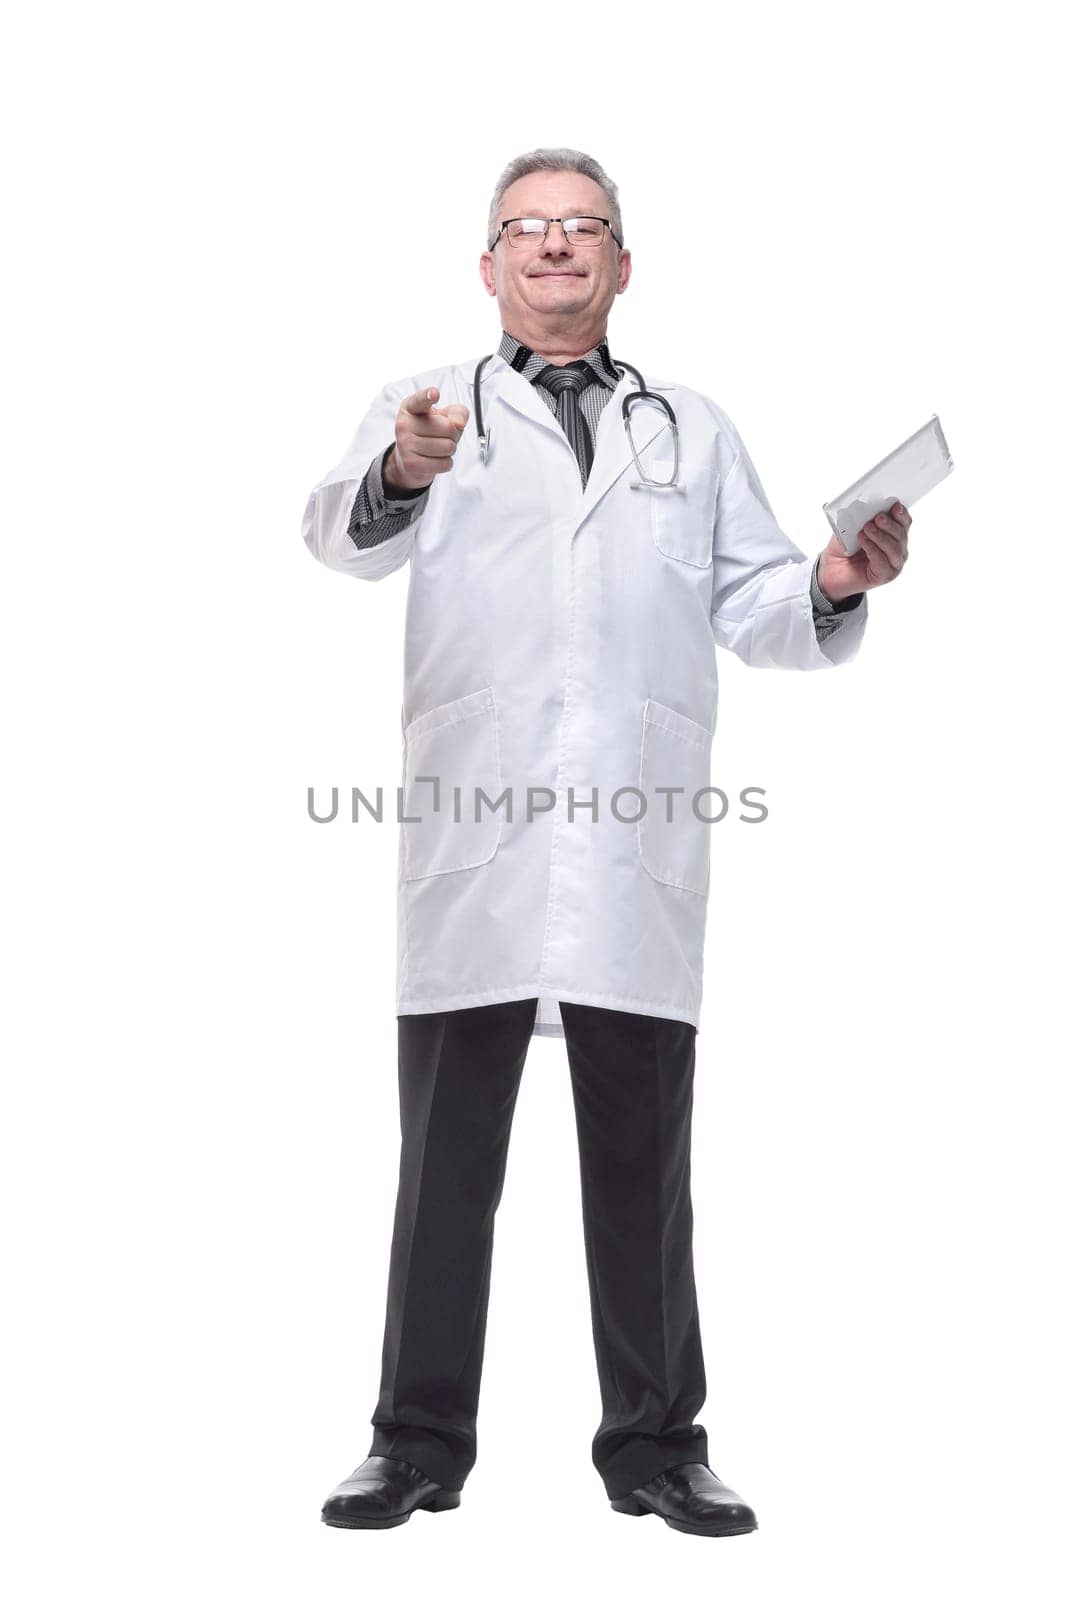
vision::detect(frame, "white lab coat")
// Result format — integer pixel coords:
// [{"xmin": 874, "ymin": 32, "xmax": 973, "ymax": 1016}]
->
[{"xmin": 302, "ymin": 351, "xmax": 867, "ymax": 1040}]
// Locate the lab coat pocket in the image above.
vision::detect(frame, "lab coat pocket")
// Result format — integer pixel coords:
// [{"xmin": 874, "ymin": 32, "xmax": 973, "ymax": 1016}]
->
[
  {"xmin": 401, "ymin": 686, "xmax": 503, "ymax": 880},
  {"xmin": 637, "ymin": 698, "xmax": 715, "ymax": 896},
  {"xmin": 649, "ymin": 459, "xmax": 718, "ymax": 568}
]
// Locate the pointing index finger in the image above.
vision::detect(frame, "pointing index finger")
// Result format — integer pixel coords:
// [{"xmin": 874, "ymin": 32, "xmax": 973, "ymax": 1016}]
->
[{"xmin": 403, "ymin": 387, "xmax": 440, "ymax": 415}]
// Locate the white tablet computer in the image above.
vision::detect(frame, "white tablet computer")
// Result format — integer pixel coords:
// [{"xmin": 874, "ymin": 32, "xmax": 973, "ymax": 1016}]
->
[{"xmin": 823, "ymin": 415, "xmax": 954, "ymax": 556}]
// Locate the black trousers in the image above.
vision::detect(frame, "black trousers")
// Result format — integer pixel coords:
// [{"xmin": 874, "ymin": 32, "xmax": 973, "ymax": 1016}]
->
[{"xmin": 368, "ymin": 998, "xmax": 710, "ymax": 1501}]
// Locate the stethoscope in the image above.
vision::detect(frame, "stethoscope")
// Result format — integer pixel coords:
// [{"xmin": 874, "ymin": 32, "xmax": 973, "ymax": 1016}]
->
[{"xmin": 472, "ymin": 354, "xmax": 682, "ymax": 490}]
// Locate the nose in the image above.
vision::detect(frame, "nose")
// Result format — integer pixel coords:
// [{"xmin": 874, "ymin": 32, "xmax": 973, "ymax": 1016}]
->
[{"xmin": 541, "ymin": 220, "xmax": 574, "ymax": 253}]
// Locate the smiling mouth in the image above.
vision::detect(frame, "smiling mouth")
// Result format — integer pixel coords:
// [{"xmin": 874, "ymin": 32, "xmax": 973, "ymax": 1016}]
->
[{"xmin": 533, "ymin": 272, "xmax": 581, "ymax": 278}]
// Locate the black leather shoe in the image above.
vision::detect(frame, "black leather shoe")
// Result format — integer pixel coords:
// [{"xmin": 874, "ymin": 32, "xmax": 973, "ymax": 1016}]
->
[
  {"xmin": 321, "ymin": 1455, "xmax": 461, "ymax": 1528},
  {"xmin": 610, "ymin": 1462, "xmax": 758, "ymax": 1536}
]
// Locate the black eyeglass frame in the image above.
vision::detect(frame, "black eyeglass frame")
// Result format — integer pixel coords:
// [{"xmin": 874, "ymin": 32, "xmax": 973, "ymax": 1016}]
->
[{"xmin": 491, "ymin": 215, "xmax": 623, "ymax": 250}]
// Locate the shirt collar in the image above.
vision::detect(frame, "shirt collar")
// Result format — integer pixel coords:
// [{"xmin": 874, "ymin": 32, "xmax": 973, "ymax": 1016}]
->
[{"xmin": 497, "ymin": 327, "xmax": 620, "ymax": 390}]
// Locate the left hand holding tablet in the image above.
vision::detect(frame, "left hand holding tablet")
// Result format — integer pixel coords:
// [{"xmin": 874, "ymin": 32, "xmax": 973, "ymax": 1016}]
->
[{"xmin": 816, "ymin": 502, "xmax": 912, "ymax": 602}]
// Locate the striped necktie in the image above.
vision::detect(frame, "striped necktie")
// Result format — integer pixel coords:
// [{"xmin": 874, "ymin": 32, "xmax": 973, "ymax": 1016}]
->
[{"xmin": 535, "ymin": 361, "xmax": 597, "ymax": 489}]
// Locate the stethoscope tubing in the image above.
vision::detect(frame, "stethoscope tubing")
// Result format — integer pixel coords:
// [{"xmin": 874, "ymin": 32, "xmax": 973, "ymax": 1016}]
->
[{"xmin": 472, "ymin": 353, "xmax": 680, "ymax": 487}]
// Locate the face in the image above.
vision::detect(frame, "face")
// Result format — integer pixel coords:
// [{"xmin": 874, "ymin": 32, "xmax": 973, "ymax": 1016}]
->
[{"xmin": 479, "ymin": 170, "xmax": 632, "ymax": 353}]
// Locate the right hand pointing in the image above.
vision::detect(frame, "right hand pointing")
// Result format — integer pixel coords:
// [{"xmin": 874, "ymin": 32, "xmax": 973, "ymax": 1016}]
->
[{"xmin": 386, "ymin": 386, "xmax": 470, "ymax": 493}]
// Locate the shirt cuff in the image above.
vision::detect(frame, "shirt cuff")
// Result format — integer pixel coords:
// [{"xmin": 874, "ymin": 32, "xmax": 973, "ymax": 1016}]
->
[{"xmin": 344, "ymin": 445, "xmax": 430, "ymax": 551}]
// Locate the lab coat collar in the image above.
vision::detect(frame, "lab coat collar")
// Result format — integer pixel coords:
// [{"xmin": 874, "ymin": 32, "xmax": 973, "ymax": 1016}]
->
[{"xmin": 465, "ymin": 351, "xmax": 674, "ymax": 534}]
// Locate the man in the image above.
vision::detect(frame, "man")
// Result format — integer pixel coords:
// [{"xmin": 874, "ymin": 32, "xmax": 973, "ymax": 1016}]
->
[{"xmin": 301, "ymin": 147, "xmax": 910, "ymax": 1537}]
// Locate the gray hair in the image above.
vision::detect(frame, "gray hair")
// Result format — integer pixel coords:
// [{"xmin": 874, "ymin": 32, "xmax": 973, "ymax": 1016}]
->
[{"xmin": 486, "ymin": 147, "xmax": 624, "ymax": 251}]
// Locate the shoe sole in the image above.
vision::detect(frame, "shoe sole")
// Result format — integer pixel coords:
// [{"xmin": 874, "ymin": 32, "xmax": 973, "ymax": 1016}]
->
[
  {"xmin": 322, "ymin": 1491, "xmax": 461, "ymax": 1529},
  {"xmin": 610, "ymin": 1495, "xmax": 757, "ymax": 1536}
]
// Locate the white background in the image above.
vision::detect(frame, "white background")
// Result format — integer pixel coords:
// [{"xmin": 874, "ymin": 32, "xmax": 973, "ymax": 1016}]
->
[{"xmin": 4, "ymin": 1, "xmax": 1064, "ymax": 1594}]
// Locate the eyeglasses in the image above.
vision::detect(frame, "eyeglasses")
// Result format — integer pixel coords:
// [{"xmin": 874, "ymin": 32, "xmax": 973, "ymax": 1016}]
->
[{"xmin": 493, "ymin": 216, "xmax": 621, "ymax": 250}]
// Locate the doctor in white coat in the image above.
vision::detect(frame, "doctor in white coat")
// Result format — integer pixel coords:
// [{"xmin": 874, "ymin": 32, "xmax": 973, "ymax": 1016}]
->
[{"xmin": 303, "ymin": 147, "xmax": 911, "ymax": 1536}]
